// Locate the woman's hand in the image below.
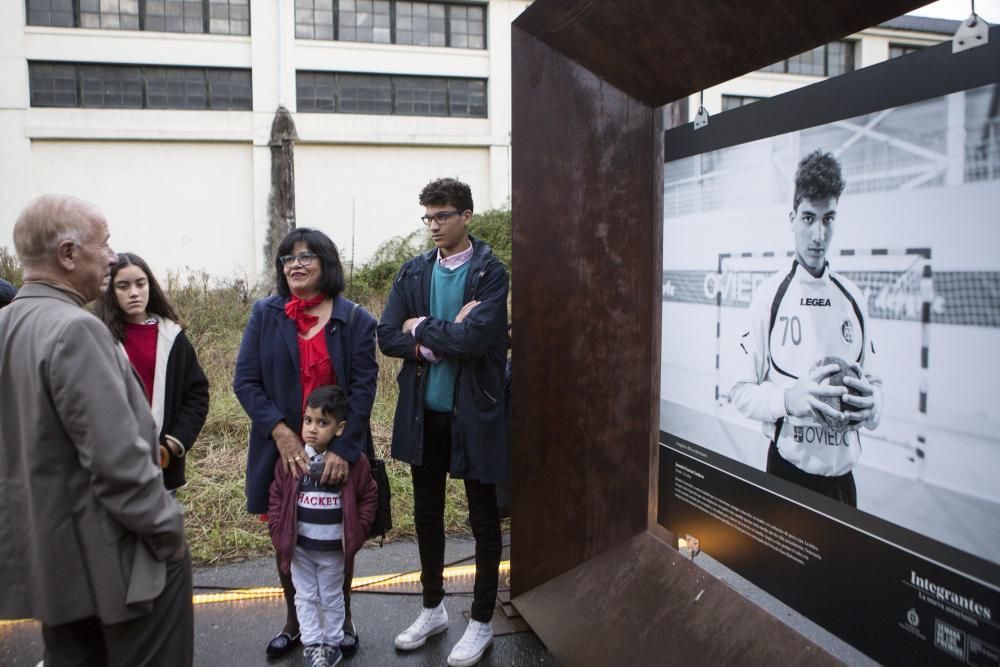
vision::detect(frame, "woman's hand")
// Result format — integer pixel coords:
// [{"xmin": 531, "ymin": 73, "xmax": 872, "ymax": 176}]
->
[
  {"xmin": 321, "ymin": 450, "xmax": 349, "ymax": 486},
  {"xmin": 272, "ymin": 422, "xmax": 308, "ymax": 479}
]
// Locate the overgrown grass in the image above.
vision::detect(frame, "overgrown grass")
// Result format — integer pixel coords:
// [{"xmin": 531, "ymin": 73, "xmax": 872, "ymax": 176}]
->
[
  {"xmin": 0, "ymin": 205, "xmax": 509, "ymax": 565},
  {"xmin": 170, "ymin": 278, "xmax": 469, "ymax": 565}
]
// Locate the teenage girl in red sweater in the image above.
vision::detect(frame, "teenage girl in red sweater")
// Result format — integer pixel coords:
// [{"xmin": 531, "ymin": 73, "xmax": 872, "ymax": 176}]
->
[{"xmin": 95, "ymin": 253, "xmax": 209, "ymax": 491}]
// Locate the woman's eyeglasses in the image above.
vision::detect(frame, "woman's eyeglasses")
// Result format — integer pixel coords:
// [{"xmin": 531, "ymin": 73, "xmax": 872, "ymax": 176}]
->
[{"xmin": 279, "ymin": 252, "xmax": 318, "ymax": 267}]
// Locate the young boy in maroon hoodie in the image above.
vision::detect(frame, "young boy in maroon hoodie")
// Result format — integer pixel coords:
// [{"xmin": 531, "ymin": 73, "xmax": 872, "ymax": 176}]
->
[{"xmin": 268, "ymin": 385, "xmax": 378, "ymax": 667}]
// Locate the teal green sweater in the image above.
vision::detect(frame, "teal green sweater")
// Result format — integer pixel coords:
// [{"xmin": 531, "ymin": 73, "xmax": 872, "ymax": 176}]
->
[{"xmin": 424, "ymin": 261, "xmax": 470, "ymax": 412}]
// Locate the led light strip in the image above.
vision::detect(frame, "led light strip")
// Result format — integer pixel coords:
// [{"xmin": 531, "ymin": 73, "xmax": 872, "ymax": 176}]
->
[
  {"xmin": 0, "ymin": 560, "xmax": 513, "ymax": 624},
  {"xmin": 192, "ymin": 560, "xmax": 511, "ymax": 605}
]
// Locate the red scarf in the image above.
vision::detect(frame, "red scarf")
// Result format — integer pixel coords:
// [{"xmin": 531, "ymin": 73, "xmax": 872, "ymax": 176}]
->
[{"xmin": 284, "ymin": 294, "xmax": 324, "ymax": 335}]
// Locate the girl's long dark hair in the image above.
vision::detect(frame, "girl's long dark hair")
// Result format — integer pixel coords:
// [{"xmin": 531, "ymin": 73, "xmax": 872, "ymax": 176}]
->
[{"xmin": 95, "ymin": 252, "xmax": 181, "ymax": 343}]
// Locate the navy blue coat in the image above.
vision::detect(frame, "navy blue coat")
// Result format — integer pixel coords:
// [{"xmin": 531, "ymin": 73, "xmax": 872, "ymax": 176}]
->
[
  {"xmin": 234, "ymin": 294, "xmax": 378, "ymax": 514},
  {"xmin": 377, "ymin": 237, "xmax": 509, "ymax": 483}
]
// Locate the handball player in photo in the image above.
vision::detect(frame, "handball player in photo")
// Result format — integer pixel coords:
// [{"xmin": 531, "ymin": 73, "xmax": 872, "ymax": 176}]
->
[{"xmin": 731, "ymin": 150, "xmax": 884, "ymax": 506}]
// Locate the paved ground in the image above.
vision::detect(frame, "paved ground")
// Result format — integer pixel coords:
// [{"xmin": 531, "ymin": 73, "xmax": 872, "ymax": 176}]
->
[
  {"xmin": 0, "ymin": 537, "xmax": 559, "ymax": 667},
  {"xmin": 0, "ymin": 535, "xmax": 881, "ymax": 666}
]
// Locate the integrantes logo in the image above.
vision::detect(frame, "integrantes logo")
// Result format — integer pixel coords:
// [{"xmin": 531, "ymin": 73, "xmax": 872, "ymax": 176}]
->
[{"xmin": 910, "ymin": 571, "xmax": 993, "ymax": 621}]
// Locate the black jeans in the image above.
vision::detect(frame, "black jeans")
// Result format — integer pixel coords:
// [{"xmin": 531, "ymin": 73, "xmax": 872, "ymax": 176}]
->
[
  {"xmin": 42, "ymin": 550, "xmax": 193, "ymax": 667},
  {"xmin": 412, "ymin": 410, "xmax": 501, "ymax": 622}
]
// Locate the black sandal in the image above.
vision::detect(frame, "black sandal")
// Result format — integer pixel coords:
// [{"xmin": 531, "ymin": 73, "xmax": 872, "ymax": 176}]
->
[
  {"xmin": 265, "ymin": 630, "xmax": 301, "ymax": 657},
  {"xmin": 340, "ymin": 624, "xmax": 360, "ymax": 657}
]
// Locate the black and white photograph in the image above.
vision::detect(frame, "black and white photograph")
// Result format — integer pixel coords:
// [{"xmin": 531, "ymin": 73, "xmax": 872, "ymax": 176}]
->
[{"xmin": 660, "ymin": 81, "xmax": 1000, "ymax": 569}]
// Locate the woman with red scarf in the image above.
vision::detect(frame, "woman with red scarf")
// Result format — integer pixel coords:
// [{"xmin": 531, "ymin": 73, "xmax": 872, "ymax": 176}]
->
[{"xmin": 234, "ymin": 228, "xmax": 378, "ymax": 659}]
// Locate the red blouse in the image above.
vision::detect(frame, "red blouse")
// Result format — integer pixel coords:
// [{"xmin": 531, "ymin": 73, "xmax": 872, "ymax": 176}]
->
[{"xmin": 297, "ymin": 329, "xmax": 335, "ymax": 412}]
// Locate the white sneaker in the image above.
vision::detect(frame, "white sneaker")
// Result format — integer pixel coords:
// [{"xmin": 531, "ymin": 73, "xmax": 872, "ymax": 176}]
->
[
  {"xmin": 447, "ymin": 619, "xmax": 494, "ymax": 667},
  {"xmin": 394, "ymin": 602, "xmax": 449, "ymax": 650}
]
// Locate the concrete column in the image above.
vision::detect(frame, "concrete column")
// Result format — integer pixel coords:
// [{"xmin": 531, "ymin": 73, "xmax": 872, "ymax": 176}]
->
[
  {"xmin": 857, "ymin": 34, "xmax": 889, "ymax": 69},
  {"xmin": 488, "ymin": 143, "xmax": 512, "ymax": 208},
  {"xmin": 0, "ymin": 2, "xmax": 33, "ymax": 251},
  {"xmin": 485, "ymin": 0, "xmax": 521, "ymax": 209},
  {"xmin": 249, "ymin": 0, "xmax": 297, "ymax": 280}
]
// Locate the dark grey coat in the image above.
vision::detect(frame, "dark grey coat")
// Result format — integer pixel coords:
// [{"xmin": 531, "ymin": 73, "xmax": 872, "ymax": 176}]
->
[{"xmin": 0, "ymin": 283, "xmax": 185, "ymax": 625}]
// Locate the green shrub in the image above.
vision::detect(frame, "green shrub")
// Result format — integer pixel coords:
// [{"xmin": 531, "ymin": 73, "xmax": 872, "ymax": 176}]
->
[
  {"xmin": 346, "ymin": 205, "xmax": 511, "ymax": 301},
  {"xmin": 0, "ymin": 246, "xmax": 23, "ymax": 286},
  {"xmin": 345, "ymin": 228, "xmax": 431, "ymax": 301},
  {"xmin": 469, "ymin": 206, "xmax": 511, "ymax": 272}
]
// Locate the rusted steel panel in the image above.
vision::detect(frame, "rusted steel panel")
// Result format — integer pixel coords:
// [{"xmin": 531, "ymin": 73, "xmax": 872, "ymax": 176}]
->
[
  {"xmin": 514, "ymin": 0, "xmax": 929, "ymax": 106},
  {"xmin": 511, "ymin": 24, "xmax": 657, "ymax": 596},
  {"xmin": 513, "ymin": 533, "xmax": 843, "ymax": 666}
]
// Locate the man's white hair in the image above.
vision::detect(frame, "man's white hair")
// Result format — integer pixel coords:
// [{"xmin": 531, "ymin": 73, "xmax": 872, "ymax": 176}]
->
[{"xmin": 13, "ymin": 195, "xmax": 102, "ymax": 268}]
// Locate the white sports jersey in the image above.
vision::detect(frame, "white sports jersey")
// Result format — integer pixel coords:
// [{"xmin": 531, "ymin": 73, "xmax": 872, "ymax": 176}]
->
[{"xmin": 731, "ymin": 260, "xmax": 877, "ymax": 476}]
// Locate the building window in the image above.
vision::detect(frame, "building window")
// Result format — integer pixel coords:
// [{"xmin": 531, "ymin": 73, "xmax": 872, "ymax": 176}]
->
[
  {"xmin": 207, "ymin": 0, "xmax": 250, "ymax": 35},
  {"xmin": 26, "ymin": 0, "xmax": 250, "ymax": 35},
  {"xmin": 447, "ymin": 78, "xmax": 485, "ymax": 116},
  {"xmin": 448, "ymin": 3, "xmax": 484, "ymax": 48},
  {"xmin": 144, "ymin": 0, "xmax": 203, "ymax": 33},
  {"xmin": 394, "ymin": 76, "xmax": 448, "ymax": 115},
  {"xmin": 205, "ymin": 69, "xmax": 253, "ymax": 108},
  {"xmin": 338, "ymin": 0, "xmax": 391, "ymax": 43},
  {"xmin": 889, "ymin": 44, "xmax": 922, "ymax": 59},
  {"xmin": 26, "ymin": 0, "xmax": 74, "ymax": 27},
  {"xmin": 760, "ymin": 40, "xmax": 855, "ymax": 77},
  {"xmin": 28, "ymin": 62, "xmax": 77, "ymax": 107},
  {"xmin": 396, "ymin": 2, "xmax": 446, "ymax": 46},
  {"xmin": 338, "ymin": 74, "xmax": 393, "ymax": 113},
  {"xmin": 29, "ymin": 62, "xmax": 253, "ymax": 110},
  {"xmin": 721, "ymin": 95, "xmax": 765, "ymax": 112},
  {"xmin": 80, "ymin": 64, "xmax": 144, "ymax": 107},
  {"xmin": 293, "ymin": 0, "xmax": 485, "ymax": 49},
  {"xmin": 145, "ymin": 68, "xmax": 210, "ymax": 109},
  {"xmin": 297, "ymin": 70, "xmax": 487, "ymax": 117},
  {"xmin": 295, "ymin": 0, "xmax": 336, "ymax": 39},
  {"xmin": 80, "ymin": 0, "xmax": 139, "ymax": 30}
]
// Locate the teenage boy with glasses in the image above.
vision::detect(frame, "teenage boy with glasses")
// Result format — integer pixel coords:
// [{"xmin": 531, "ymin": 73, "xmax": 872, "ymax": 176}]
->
[{"xmin": 377, "ymin": 177, "xmax": 509, "ymax": 667}]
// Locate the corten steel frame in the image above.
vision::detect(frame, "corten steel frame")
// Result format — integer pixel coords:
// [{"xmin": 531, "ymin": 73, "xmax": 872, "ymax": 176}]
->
[{"xmin": 510, "ymin": 0, "xmax": 928, "ymax": 663}]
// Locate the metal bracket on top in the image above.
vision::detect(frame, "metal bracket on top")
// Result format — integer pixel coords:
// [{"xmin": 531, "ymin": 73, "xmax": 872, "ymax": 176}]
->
[
  {"xmin": 694, "ymin": 105, "xmax": 710, "ymax": 130},
  {"xmin": 953, "ymin": 13, "xmax": 989, "ymax": 53}
]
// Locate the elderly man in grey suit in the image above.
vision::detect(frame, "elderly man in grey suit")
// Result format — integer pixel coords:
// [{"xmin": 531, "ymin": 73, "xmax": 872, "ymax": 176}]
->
[{"xmin": 0, "ymin": 195, "xmax": 192, "ymax": 666}]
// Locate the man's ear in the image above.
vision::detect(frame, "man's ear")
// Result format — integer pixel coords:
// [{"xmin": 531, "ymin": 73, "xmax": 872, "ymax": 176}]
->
[
  {"xmin": 788, "ymin": 209, "xmax": 796, "ymax": 225},
  {"xmin": 56, "ymin": 239, "xmax": 76, "ymax": 269}
]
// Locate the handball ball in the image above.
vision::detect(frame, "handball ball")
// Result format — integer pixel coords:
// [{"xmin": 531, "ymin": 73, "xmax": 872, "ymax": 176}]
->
[{"xmin": 816, "ymin": 356, "xmax": 862, "ymax": 431}]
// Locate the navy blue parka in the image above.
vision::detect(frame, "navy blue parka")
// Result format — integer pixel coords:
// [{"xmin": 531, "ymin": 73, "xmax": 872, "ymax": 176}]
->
[
  {"xmin": 377, "ymin": 237, "xmax": 509, "ymax": 483},
  {"xmin": 234, "ymin": 294, "xmax": 378, "ymax": 514}
]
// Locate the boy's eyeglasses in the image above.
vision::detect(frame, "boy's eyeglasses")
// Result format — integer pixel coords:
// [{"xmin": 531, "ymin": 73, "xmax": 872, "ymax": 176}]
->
[
  {"xmin": 421, "ymin": 210, "xmax": 462, "ymax": 226},
  {"xmin": 279, "ymin": 252, "xmax": 318, "ymax": 267}
]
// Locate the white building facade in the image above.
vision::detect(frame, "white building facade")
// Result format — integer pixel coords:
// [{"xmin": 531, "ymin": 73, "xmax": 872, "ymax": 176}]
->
[
  {"xmin": 0, "ymin": 7, "xmax": 954, "ymax": 281},
  {"xmin": 0, "ymin": 0, "xmax": 529, "ymax": 280},
  {"xmin": 676, "ymin": 16, "xmax": 958, "ymax": 123}
]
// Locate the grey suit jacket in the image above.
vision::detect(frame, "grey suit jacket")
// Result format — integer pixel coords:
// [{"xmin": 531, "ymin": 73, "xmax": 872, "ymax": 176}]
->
[{"xmin": 0, "ymin": 282, "xmax": 185, "ymax": 625}]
